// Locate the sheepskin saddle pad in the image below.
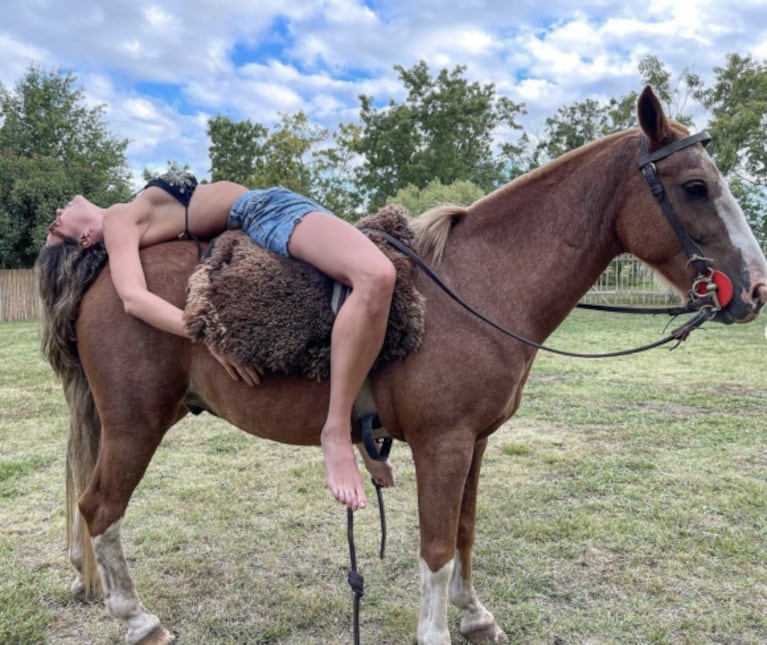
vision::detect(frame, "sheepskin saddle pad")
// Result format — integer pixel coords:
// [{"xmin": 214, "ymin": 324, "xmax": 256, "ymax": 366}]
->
[{"xmin": 184, "ymin": 204, "xmax": 426, "ymax": 381}]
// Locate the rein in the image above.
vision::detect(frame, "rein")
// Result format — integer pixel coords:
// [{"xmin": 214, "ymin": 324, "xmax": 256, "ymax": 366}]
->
[
  {"xmin": 369, "ymin": 228, "xmax": 716, "ymax": 358},
  {"xmin": 365, "ymin": 129, "xmax": 728, "ymax": 359}
]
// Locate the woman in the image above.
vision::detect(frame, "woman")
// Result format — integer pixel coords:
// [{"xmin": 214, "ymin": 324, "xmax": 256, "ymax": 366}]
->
[{"xmin": 45, "ymin": 171, "xmax": 397, "ymax": 511}]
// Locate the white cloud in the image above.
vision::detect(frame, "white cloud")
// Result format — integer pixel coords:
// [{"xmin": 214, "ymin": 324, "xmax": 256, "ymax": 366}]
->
[{"xmin": 1, "ymin": 0, "xmax": 766, "ymax": 181}]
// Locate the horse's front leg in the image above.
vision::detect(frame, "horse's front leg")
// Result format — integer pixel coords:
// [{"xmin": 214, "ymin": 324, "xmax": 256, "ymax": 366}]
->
[
  {"xmin": 412, "ymin": 433, "xmax": 477, "ymax": 645},
  {"xmin": 449, "ymin": 438, "xmax": 508, "ymax": 644}
]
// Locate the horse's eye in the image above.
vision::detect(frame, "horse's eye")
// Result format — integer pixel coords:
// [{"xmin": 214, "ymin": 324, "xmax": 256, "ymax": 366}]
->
[{"xmin": 684, "ymin": 180, "xmax": 708, "ymax": 200}]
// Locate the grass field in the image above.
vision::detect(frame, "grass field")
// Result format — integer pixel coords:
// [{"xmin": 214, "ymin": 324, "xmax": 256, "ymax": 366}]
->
[{"xmin": 1, "ymin": 311, "xmax": 766, "ymax": 644}]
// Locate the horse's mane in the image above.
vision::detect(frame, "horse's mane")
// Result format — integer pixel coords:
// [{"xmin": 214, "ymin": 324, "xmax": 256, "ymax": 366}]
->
[
  {"xmin": 36, "ymin": 241, "xmax": 108, "ymax": 381},
  {"xmin": 412, "ymin": 204, "xmax": 469, "ymax": 263}
]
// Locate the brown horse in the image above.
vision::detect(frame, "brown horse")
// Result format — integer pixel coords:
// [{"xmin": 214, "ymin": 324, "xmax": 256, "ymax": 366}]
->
[{"xmin": 37, "ymin": 87, "xmax": 767, "ymax": 645}]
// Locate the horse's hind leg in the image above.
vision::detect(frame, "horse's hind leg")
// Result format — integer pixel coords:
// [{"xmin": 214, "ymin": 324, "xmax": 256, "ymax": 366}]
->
[
  {"xmin": 79, "ymin": 426, "xmax": 176, "ymax": 645},
  {"xmin": 93, "ymin": 519, "xmax": 173, "ymax": 644},
  {"xmin": 449, "ymin": 438, "xmax": 508, "ymax": 644}
]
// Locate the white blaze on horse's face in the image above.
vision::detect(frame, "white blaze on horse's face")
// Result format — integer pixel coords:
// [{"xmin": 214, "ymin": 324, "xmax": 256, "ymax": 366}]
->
[{"xmin": 715, "ymin": 181, "xmax": 767, "ymax": 300}]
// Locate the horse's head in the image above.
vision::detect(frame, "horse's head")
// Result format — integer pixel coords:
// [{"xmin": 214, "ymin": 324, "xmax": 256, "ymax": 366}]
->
[{"xmin": 617, "ymin": 86, "xmax": 767, "ymax": 323}]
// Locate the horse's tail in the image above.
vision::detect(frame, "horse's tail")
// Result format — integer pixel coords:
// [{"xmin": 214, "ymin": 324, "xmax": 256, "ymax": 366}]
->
[
  {"xmin": 412, "ymin": 204, "xmax": 468, "ymax": 264},
  {"xmin": 36, "ymin": 241, "xmax": 109, "ymax": 600}
]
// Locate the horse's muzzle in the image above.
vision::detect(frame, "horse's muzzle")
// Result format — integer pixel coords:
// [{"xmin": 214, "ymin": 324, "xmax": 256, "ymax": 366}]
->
[{"xmin": 717, "ymin": 281, "xmax": 767, "ymax": 324}]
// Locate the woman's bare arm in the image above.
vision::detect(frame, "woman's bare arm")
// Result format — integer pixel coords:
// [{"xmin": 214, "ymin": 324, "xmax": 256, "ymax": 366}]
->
[
  {"xmin": 103, "ymin": 202, "xmax": 190, "ymax": 338},
  {"xmin": 103, "ymin": 201, "xmax": 261, "ymax": 385}
]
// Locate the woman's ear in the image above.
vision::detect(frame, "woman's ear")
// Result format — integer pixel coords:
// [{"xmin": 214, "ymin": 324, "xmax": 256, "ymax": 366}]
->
[{"xmin": 79, "ymin": 229, "xmax": 91, "ymax": 247}]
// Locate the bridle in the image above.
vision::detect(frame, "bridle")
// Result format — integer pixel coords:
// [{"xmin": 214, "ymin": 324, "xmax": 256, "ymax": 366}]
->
[
  {"xmin": 368, "ymin": 129, "xmax": 734, "ymax": 358},
  {"xmin": 636, "ymin": 129, "xmax": 733, "ymax": 314}
]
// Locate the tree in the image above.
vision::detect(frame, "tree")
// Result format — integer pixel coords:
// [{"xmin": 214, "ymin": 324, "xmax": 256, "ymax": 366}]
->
[
  {"xmin": 311, "ymin": 122, "xmax": 366, "ymax": 219},
  {"xmin": 250, "ymin": 112, "xmax": 326, "ymax": 196},
  {"xmin": 637, "ymin": 55, "xmax": 701, "ymax": 128},
  {"xmin": 697, "ymin": 53, "xmax": 767, "ymax": 183},
  {"xmin": 533, "ymin": 98, "xmax": 616, "ymax": 163},
  {"xmin": 697, "ymin": 53, "xmax": 767, "ymax": 247},
  {"xmin": 355, "ymin": 61, "xmax": 526, "ymax": 209},
  {"xmin": 208, "ymin": 112, "xmax": 364, "ymax": 220},
  {"xmin": 532, "ymin": 56, "xmax": 700, "ymax": 166},
  {"xmin": 0, "ymin": 65, "xmax": 130, "ymax": 267},
  {"xmin": 142, "ymin": 160, "xmax": 193, "ymax": 183},
  {"xmin": 207, "ymin": 116, "xmax": 268, "ymax": 184}
]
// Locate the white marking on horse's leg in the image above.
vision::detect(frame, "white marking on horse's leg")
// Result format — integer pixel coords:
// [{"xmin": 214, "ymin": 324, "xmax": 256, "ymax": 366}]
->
[
  {"xmin": 417, "ymin": 557, "xmax": 453, "ymax": 645},
  {"xmin": 449, "ymin": 556, "xmax": 507, "ymax": 643},
  {"xmin": 93, "ymin": 520, "xmax": 167, "ymax": 645}
]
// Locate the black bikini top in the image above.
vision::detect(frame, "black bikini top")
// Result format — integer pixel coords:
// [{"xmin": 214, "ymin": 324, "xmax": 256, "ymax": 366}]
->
[
  {"xmin": 144, "ymin": 170, "xmax": 198, "ymax": 208},
  {"xmin": 144, "ymin": 170, "xmax": 202, "ymax": 257}
]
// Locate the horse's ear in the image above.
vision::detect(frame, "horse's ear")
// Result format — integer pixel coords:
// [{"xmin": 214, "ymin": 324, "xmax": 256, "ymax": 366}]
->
[{"xmin": 637, "ymin": 85, "xmax": 670, "ymax": 144}]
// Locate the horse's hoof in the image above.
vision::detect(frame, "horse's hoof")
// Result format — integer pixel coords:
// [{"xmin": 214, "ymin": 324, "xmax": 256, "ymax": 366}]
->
[
  {"xmin": 135, "ymin": 626, "xmax": 176, "ymax": 645},
  {"xmin": 462, "ymin": 623, "xmax": 509, "ymax": 644}
]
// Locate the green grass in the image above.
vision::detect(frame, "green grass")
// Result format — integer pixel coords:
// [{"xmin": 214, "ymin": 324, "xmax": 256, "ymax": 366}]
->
[{"xmin": 1, "ymin": 313, "xmax": 766, "ymax": 644}]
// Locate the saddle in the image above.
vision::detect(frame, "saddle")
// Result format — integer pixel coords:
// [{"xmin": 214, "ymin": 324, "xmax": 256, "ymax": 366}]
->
[{"xmin": 183, "ymin": 204, "xmax": 426, "ymax": 382}]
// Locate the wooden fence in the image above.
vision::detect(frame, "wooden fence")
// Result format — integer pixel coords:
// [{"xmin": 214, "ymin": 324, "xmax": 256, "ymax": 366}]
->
[
  {"xmin": 0, "ymin": 270, "xmax": 40, "ymax": 322},
  {"xmin": 0, "ymin": 255, "xmax": 679, "ymax": 322}
]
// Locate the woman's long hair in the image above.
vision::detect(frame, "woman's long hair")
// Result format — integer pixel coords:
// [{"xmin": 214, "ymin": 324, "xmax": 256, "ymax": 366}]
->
[{"xmin": 36, "ymin": 240, "xmax": 108, "ymax": 599}]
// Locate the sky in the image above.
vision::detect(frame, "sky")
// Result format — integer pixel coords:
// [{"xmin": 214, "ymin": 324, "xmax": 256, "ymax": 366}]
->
[{"xmin": 2, "ymin": 0, "xmax": 766, "ymax": 187}]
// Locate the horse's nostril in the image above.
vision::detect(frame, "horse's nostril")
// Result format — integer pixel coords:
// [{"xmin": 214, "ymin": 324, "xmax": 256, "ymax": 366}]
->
[{"xmin": 753, "ymin": 283, "xmax": 767, "ymax": 310}]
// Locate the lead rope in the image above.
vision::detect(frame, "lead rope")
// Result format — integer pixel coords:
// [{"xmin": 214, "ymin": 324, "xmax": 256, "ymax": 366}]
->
[{"xmin": 347, "ymin": 481, "xmax": 386, "ymax": 645}]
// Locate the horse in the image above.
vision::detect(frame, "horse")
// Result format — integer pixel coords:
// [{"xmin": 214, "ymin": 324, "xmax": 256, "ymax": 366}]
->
[{"xmin": 36, "ymin": 87, "xmax": 767, "ymax": 645}]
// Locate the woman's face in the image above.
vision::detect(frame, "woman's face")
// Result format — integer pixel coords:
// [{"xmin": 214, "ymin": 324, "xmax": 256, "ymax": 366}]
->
[{"xmin": 46, "ymin": 196, "xmax": 93, "ymax": 246}]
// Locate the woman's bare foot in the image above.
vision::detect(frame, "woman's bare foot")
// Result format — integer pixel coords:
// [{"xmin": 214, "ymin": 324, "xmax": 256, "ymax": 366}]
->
[
  {"xmin": 321, "ymin": 426, "xmax": 367, "ymax": 510},
  {"xmin": 358, "ymin": 446, "xmax": 395, "ymax": 487}
]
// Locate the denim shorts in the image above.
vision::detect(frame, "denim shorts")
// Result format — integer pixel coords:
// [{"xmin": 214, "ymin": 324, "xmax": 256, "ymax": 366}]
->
[{"xmin": 228, "ymin": 187, "xmax": 332, "ymax": 257}]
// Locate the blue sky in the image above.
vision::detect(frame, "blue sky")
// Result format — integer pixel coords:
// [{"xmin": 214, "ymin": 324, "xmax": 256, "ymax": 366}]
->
[{"xmin": 2, "ymin": 0, "xmax": 766, "ymax": 187}]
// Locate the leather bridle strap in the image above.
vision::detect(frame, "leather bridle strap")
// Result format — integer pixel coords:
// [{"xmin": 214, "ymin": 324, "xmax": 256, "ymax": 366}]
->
[{"xmin": 637, "ymin": 130, "xmax": 712, "ymax": 276}]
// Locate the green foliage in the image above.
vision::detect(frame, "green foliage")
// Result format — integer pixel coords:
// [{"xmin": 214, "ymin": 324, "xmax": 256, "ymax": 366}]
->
[
  {"xmin": 533, "ymin": 56, "xmax": 700, "ymax": 165},
  {"xmin": 534, "ymin": 98, "xmax": 617, "ymax": 163},
  {"xmin": 142, "ymin": 160, "xmax": 193, "ymax": 182},
  {"xmin": 207, "ymin": 116, "xmax": 268, "ymax": 184},
  {"xmin": 638, "ymin": 55, "xmax": 701, "ymax": 126},
  {"xmin": 695, "ymin": 53, "xmax": 767, "ymax": 247},
  {"xmin": 249, "ymin": 112, "xmax": 326, "ymax": 196},
  {"xmin": 698, "ymin": 53, "xmax": 767, "ymax": 184},
  {"xmin": 0, "ymin": 65, "xmax": 130, "ymax": 268},
  {"xmin": 208, "ymin": 112, "xmax": 364, "ymax": 219},
  {"xmin": 386, "ymin": 178, "xmax": 485, "ymax": 216},
  {"xmin": 311, "ymin": 121, "xmax": 366, "ymax": 219},
  {"xmin": 355, "ymin": 61, "xmax": 526, "ymax": 208}
]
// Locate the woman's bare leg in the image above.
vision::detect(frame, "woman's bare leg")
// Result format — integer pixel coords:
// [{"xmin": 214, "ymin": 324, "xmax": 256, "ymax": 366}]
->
[{"xmin": 288, "ymin": 212, "xmax": 396, "ymax": 510}]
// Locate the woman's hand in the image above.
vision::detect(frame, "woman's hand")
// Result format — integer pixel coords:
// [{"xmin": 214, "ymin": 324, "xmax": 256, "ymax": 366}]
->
[{"xmin": 208, "ymin": 346, "xmax": 263, "ymax": 386}]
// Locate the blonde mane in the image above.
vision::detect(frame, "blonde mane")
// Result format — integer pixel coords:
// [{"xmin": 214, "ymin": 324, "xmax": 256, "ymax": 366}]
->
[{"xmin": 412, "ymin": 204, "xmax": 469, "ymax": 263}]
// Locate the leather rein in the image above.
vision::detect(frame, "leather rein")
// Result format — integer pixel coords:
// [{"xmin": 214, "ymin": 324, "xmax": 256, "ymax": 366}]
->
[{"xmin": 369, "ymin": 129, "xmax": 731, "ymax": 359}]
